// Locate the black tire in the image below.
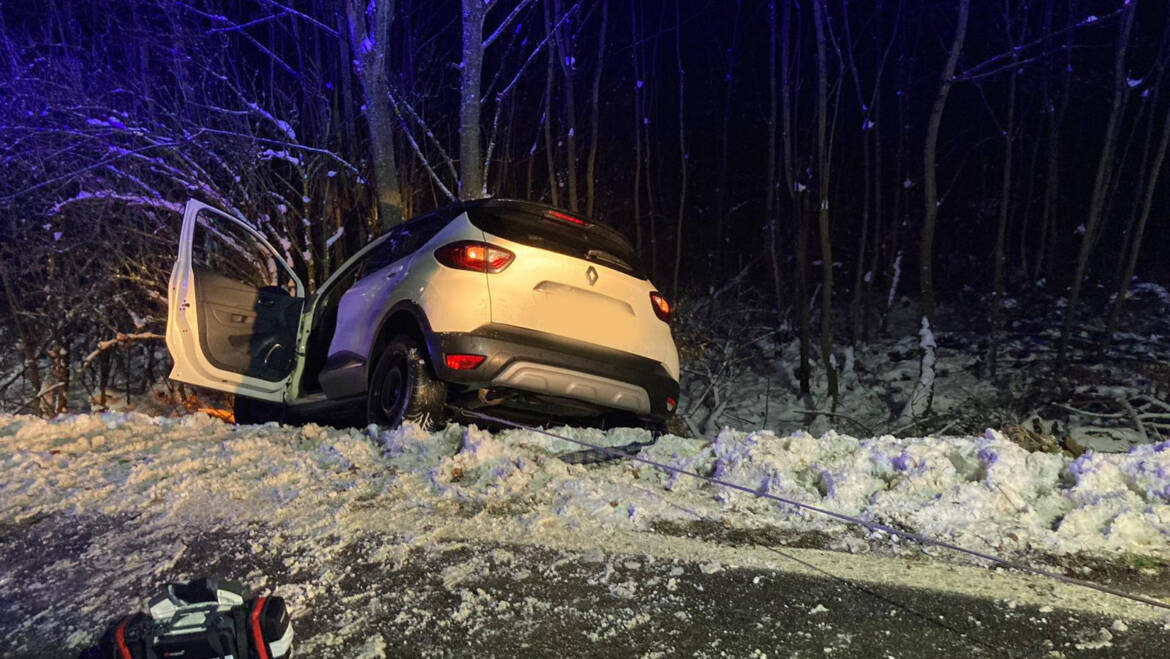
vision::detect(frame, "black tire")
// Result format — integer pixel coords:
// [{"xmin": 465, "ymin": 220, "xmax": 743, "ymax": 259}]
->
[
  {"xmin": 366, "ymin": 335, "xmax": 447, "ymax": 430},
  {"xmin": 232, "ymin": 396, "xmax": 284, "ymax": 425}
]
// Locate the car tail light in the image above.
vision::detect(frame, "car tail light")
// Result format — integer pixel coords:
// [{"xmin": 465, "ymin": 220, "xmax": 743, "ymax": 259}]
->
[
  {"xmin": 649, "ymin": 292, "xmax": 671, "ymax": 324},
  {"xmin": 434, "ymin": 241, "xmax": 514, "ymax": 273},
  {"xmin": 666, "ymin": 396, "xmax": 677, "ymax": 412},
  {"xmin": 445, "ymin": 353, "xmax": 485, "ymax": 370},
  {"xmin": 546, "ymin": 210, "xmax": 588, "ymax": 226}
]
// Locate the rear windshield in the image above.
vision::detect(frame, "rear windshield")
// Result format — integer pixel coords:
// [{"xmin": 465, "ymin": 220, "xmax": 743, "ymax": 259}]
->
[{"xmin": 468, "ymin": 207, "xmax": 645, "ymax": 279}]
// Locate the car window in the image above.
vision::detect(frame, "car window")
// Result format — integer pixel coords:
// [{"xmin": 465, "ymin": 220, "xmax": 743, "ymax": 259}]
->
[
  {"xmin": 468, "ymin": 206, "xmax": 644, "ymax": 279},
  {"xmin": 335, "ymin": 249, "xmax": 375, "ymax": 290},
  {"xmin": 192, "ymin": 209, "xmax": 296, "ymax": 293},
  {"xmin": 357, "ymin": 210, "xmax": 455, "ymax": 279},
  {"xmin": 361, "ymin": 226, "xmax": 408, "ymax": 276}
]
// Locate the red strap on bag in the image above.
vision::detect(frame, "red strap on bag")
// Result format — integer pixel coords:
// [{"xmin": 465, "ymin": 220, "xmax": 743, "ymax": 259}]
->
[
  {"xmin": 251, "ymin": 597, "xmax": 270, "ymax": 659},
  {"xmin": 114, "ymin": 616, "xmax": 133, "ymax": 659}
]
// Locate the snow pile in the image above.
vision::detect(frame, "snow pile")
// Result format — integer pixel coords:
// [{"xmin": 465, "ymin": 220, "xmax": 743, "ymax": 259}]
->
[
  {"xmin": 704, "ymin": 427, "xmax": 1170, "ymax": 557},
  {"xmin": 3, "ymin": 413, "xmax": 1170, "ymax": 654},
  {"xmin": 4, "ymin": 413, "xmax": 1168, "ymax": 564}
]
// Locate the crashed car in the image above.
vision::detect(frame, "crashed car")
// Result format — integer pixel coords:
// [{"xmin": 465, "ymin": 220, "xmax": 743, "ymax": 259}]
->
[{"xmin": 166, "ymin": 198, "xmax": 680, "ymax": 429}]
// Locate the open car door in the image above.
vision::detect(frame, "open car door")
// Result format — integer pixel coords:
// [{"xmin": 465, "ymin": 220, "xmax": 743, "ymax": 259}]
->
[{"xmin": 166, "ymin": 200, "xmax": 305, "ymax": 402}]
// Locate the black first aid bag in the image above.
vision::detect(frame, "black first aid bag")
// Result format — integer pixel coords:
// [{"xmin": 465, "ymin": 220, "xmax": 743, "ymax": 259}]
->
[{"xmin": 80, "ymin": 577, "xmax": 293, "ymax": 659}]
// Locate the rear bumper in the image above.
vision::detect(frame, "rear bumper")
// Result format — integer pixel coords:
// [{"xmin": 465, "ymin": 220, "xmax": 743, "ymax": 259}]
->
[{"xmin": 427, "ymin": 324, "xmax": 679, "ymax": 421}]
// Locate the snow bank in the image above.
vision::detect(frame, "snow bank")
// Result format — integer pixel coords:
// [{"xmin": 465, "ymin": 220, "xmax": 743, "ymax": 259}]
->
[
  {"xmin": 4, "ymin": 413, "xmax": 1170, "ymax": 654},
  {"xmin": 4, "ymin": 413, "xmax": 1168, "ymax": 566},
  {"xmin": 697, "ymin": 427, "xmax": 1170, "ymax": 558}
]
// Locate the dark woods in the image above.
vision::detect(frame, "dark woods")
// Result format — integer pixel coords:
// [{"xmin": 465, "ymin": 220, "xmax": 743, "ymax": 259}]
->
[{"xmin": 0, "ymin": 0, "xmax": 1167, "ymax": 414}]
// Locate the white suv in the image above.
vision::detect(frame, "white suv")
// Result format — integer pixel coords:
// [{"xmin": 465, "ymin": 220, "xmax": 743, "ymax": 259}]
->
[{"xmin": 166, "ymin": 199, "xmax": 680, "ymax": 429}]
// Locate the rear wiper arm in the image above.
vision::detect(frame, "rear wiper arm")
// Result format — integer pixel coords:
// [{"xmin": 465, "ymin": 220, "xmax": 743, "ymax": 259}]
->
[{"xmin": 585, "ymin": 249, "xmax": 631, "ymax": 271}]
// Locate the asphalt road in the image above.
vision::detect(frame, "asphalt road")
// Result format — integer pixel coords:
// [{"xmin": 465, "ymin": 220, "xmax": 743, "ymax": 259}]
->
[{"xmin": 3, "ymin": 513, "xmax": 1167, "ymax": 658}]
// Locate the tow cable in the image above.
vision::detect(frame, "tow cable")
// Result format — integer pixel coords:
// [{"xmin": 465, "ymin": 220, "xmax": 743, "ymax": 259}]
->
[
  {"xmin": 445, "ymin": 404, "xmax": 1170, "ymax": 613},
  {"xmin": 556, "ymin": 439, "xmax": 659, "ymax": 465},
  {"xmin": 448, "ymin": 403, "xmax": 660, "ymax": 464}
]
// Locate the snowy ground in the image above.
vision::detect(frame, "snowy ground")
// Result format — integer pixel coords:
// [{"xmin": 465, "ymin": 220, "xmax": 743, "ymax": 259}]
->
[
  {"xmin": 674, "ymin": 285, "xmax": 1170, "ymax": 454},
  {"xmin": 2, "ymin": 412, "xmax": 1169, "ymax": 656}
]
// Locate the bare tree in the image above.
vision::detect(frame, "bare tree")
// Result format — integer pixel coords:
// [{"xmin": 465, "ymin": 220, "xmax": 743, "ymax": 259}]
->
[
  {"xmin": 550, "ymin": 0, "xmax": 580, "ymax": 210},
  {"xmin": 843, "ymin": 0, "xmax": 899, "ymax": 346},
  {"xmin": 584, "ymin": 0, "xmax": 609, "ymax": 217},
  {"xmin": 459, "ymin": 0, "xmax": 488, "ymax": 200},
  {"xmin": 908, "ymin": 0, "xmax": 970, "ymax": 418},
  {"xmin": 345, "ymin": 0, "xmax": 404, "ymax": 227},
  {"xmin": 630, "ymin": 0, "xmax": 643, "ymax": 251},
  {"xmin": 713, "ymin": 0, "xmax": 743, "ymax": 276},
  {"xmin": 812, "ymin": 0, "xmax": 839, "ymax": 409},
  {"xmin": 987, "ymin": 0, "xmax": 1022, "ymax": 379},
  {"xmin": 920, "ymin": 0, "xmax": 970, "ymax": 324},
  {"xmin": 764, "ymin": 0, "xmax": 779, "ymax": 323},
  {"xmin": 780, "ymin": 0, "xmax": 812, "ymax": 397},
  {"xmin": 1103, "ymin": 44, "xmax": 1170, "ymax": 348},
  {"xmin": 1058, "ymin": 3, "xmax": 1136, "ymax": 365},
  {"xmin": 671, "ymin": 0, "xmax": 688, "ymax": 301},
  {"xmin": 459, "ymin": 0, "xmax": 537, "ymax": 201},
  {"xmin": 1034, "ymin": 0, "xmax": 1075, "ymax": 286},
  {"xmin": 543, "ymin": 0, "xmax": 561, "ymax": 207}
]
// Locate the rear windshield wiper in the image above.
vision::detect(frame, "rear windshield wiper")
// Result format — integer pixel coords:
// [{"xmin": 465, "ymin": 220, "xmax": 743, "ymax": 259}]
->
[{"xmin": 585, "ymin": 248, "xmax": 633, "ymax": 273}]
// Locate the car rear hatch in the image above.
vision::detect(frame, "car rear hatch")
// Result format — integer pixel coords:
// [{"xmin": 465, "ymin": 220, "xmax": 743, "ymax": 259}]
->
[{"xmin": 469, "ymin": 204, "xmax": 675, "ymax": 378}]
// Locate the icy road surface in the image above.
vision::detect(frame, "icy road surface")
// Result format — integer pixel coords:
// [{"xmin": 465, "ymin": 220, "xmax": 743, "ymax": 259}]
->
[{"xmin": 1, "ymin": 413, "xmax": 1169, "ymax": 656}]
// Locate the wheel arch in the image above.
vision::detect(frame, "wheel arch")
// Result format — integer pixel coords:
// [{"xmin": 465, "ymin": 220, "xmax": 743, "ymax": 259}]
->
[{"xmin": 368, "ymin": 301, "xmax": 441, "ymax": 387}]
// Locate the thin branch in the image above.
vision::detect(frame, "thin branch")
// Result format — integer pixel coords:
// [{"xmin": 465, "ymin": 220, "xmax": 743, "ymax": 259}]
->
[
  {"xmin": 207, "ymin": 10, "xmax": 289, "ymax": 34},
  {"xmin": 258, "ymin": 0, "xmax": 340, "ymax": 37},
  {"xmin": 173, "ymin": 1, "xmax": 302, "ymax": 78},
  {"xmin": 389, "ymin": 102, "xmax": 456, "ymax": 201},
  {"xmin": 0, "ymin": 140, "xmax": 182, "ymax": 202},
  {"xmin": 496, "ymin": 1, "xmax": 582, "ymax": 100},
  {"xmin": 482, "ymin": 100, "xmax": 504, "ymax": 198},
  {"xmin": 957, "ymin": 6, "xmax": 1127, "ymax": 82},
  {"xmin": 196, "ymin": 128, "xmax": 365, "ymax": 181},
  {"xmin": 82, "ymin": 333, "xmax": 166, "ymax": 369},
  {"xmin": 387, "ymin": 87, "xmax": 459, "ymax": 183},
  {"xmin": 50, "ymin": 192, "xmax": 183, "ymax": 216},
  {"xmin": 483, "ymin": 0, "xmax": 538, "ymax": 48},
  {"xmin": 796, "ymin": 410, "xmax": 875, "ymax": 436}
]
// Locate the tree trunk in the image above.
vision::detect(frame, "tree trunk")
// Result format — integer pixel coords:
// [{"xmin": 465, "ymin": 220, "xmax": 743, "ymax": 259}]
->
[
  {"xmin": 765, "ymin": 0, "xmax": 780, "ymax": 328},
  {"xmin": 1103, "ymin": 73, "xmax": 1170, "ymax": 348},
  {"xmin": 780, "ymin": 0, "xmax": 809, "ymax": 396},
  {"xmin": 459, "ymin": 0, "xmax": 486, "ymax": 200},
  {"xmin": 585, "ymin": 0, "xmax": 608, "ymax": 217},
  {"xmin": 1036, "ymin": 0, "xmax": 1075, "ymax": 286},
  {"xmin": 0, "ymin": 254, "xmax": 41, "ymax": 395},
  {"xmin": 671, "ymin": 0, "xmax": 687, "ymax": 302},
  {"xmin": 1058, "ymin": 4, "xmax": 1135, "ymax": 364},
  {"xmin": 988, "ymin": 36, "xmax": 1018, "ymax": 379},
  {"xmin": 345, "ymin": 0, "xmax": 405, "ymax": 228},
  {"xmin": 842, "ymin": 0, "xmax": 875, "ymax": 347},
  {"xmin": 543, "ymin": 0, "xmax": 559, "ymax": 207},
  {"xmin": 1018, "ymin": 113, "xmax": 1042, "ymax": 283},
  {"xmin": 631, "ymin": 0, "xmax": 642, "ymax": 255},
  {"xmin": 645, "ymin": 1, "xmax": 667, "ymax": 284},
  {"xmin": 812, "ymin": 0, "xmax": 838, "ymax": 409},
  {"xmin": 920, "ymin": 0, "xmax": 970, "ymax": 323},
  {"xmin": 882, "ymin": 21, "xmax": 911, "ymax": 335},
  {"xmin": 552, "ymin": 0, "xmax": 579, "ymax": 211},
  {"xmin": 714, "ymin": 0, "xmax": 742, "ymax": 277}
]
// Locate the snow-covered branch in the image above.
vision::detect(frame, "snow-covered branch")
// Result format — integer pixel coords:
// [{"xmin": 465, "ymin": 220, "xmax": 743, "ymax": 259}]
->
[
  {"xmin": 483, "ymin": 0, "xmax": 538, "ymax": 49},
  {"xmin": 49, "ymin": 191, "xmax": 183, "ymax": 216}
]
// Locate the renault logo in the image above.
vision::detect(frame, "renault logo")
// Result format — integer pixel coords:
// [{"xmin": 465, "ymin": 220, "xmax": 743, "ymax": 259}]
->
[{"xmin": 585, "ymin": 266, "xmax": 599, "ymax": 286}]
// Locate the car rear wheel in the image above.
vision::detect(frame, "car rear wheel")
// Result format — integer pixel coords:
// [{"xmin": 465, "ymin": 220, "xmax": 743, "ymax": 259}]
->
[{"xmin": 367, "ymin": 335, "xmax": 447, "ymax": 430}]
